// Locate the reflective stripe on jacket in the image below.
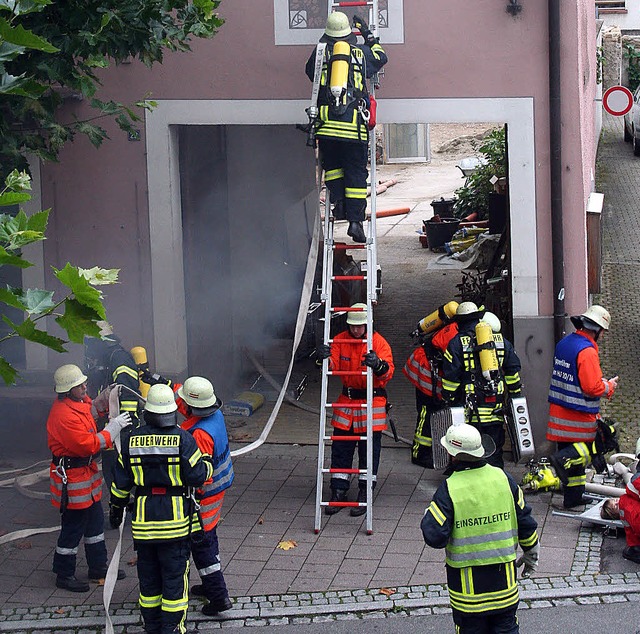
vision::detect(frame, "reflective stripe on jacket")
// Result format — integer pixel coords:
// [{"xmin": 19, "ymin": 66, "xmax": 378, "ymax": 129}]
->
[
  {"xmin": 403, "ymin": 346, "xmax": 441, "ymax": 399},
  {"xmin": 111, "ymin": 426, "xmax": 213, "ymax": 541},
  {"xmin": 47, "ymin": 396, "xmax": 111, "ymax": 510},
  {"xmin": 329, "ymin": 329, "xmax": 394, "ymax": 433}
]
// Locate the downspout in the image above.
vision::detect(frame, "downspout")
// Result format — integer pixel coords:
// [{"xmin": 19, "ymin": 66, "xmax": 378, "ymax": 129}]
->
[{"xmin": 549, "ymin": 0, "xmax": 565, "ymax": 343}]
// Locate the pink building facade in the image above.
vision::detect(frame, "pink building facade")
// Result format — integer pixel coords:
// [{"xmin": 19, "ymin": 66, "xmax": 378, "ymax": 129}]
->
[{"xmin": 22, "ymin": 0, "xmax": 601, "ymax": 440}]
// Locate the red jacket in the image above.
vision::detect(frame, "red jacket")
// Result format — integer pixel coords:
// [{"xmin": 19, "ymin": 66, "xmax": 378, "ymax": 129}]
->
[
  {"xmin": 620, "ymin": 473, "xmax": 640, "ymax": 548},
  {"xmin": 328, "ymin": 330, "xmax": 394, "ymax": 433},
  {"xmin": 47, "ymin": 396, "xmax": 112, "ymax": 510}
]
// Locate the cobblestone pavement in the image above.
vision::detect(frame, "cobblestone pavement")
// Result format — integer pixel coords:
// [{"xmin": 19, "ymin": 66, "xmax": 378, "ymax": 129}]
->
[{"xmin": 2, "ymin": 115, "xmax": 640, "ymax": 632}]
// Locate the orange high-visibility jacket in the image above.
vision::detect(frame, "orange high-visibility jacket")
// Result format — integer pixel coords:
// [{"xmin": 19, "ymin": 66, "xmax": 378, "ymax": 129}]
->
[
  {"xmin": 47, "ymin": 396, "xmax": 112, "ymax": 510},
  {"xmin": 329, "ymin": 330, "xmax": 394, "ymax": 433}
]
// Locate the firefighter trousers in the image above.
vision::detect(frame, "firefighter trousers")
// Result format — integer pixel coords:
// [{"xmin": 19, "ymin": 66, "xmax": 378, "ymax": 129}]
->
[
  {"xmin": 555, "ymin": 441, "xmax": 590, "ymax": 507},
  {"xmin": 191, "ymin": 528, "xmax": 229, "ymax": 604},
  {"xmin": 136, "ymin": 538, "xmax": 191, "ymax": 634},
  {"xmin": 412, "ymin": 389, "xmax": 442, "ymax": 468},
  {"xmin": 53, "ymin": 499, "xmax": 107, "ymax": 578},
  {"xmin": 330, "ymin": 428, "xmax": 382, "ymax": 492},
  {"xmin": 452, "ymin": 605, "xmax": 519, "ymax": 633},
  {"xmin": 318, "ymin": 138, "xmax": 369, "ymax": 222}
]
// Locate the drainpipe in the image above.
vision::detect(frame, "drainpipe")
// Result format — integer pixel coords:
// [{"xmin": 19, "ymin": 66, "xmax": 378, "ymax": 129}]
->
[{"xmin": 549, "ymin": 0, "xmax": 565, "ymax": 343}]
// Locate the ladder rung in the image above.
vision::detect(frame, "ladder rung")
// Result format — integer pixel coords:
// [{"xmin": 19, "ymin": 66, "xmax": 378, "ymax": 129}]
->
[
  {"xmin": 331, "ymin": 306, "xmax": 364, "ymax": 312},
  {"xmin": 325, "ymin": 402, "xmax": 367, "ymax": 409},
  {"xmin": 333, "ymin": 1, "xmax": 373, "ymax": 6},
  {"xmin": 330, "ymin": 370, "xmax": 366, "ymax": 376},
  {"xmin": 328, "ymin": 338, "xmax": 366, "ymax": 344},
  {"xmin": 334, "ymin": 243, "xmax": 366, "ymax": 250},
  {"xmin": 323, "ymin": 501, "xmax": 360, "ymax": 508},
  {"xmin": 328, "ymin": 434, "xmax": 367, "ymax": 441},
  {"xmin": 325, "ymin": 468, "xmax": 364, "ymax": 474},
  {"xmin": 332, "ymin": 275, "xmax": 365, "ymax": 281}
]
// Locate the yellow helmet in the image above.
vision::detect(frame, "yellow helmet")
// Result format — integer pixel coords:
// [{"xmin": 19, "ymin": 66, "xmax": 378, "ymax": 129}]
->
[
  {"xmin": 325, "ymin": 11, "xmax": 351, "ymax": 38},
  {"xmin": 54, "ymin": 364, "xmax": 87, "ymax": 393},
  {"xmin": 346, "ymin": 302, "xmax": 368, "ymax": 326}
]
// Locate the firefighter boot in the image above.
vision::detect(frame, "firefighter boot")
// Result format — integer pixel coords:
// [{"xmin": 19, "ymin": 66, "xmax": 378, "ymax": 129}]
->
[
  {"xmin": 350, "ymin": 488, "xmax": 368, "ymax": 517},
  {"xmin": 202, "ymin": 596, "xmax": 233, "ymax": 616},
  {"xmin": 623, "ymin": 546, "xmax": 640, "ymax": 564},
  {"xmin": 331, "ymin": 199, "xmax": 346, "ymax": 220},
  {"xmin": 325, "ymin": 489, "xmax": 348, "ymax": 515},
  {"xmin": 347, "ymin": 221, "xmax": 366, "ymax": 243},
  {"xmin": 56, "ymin": 576, "xmax": 90, "ymax": 593}
]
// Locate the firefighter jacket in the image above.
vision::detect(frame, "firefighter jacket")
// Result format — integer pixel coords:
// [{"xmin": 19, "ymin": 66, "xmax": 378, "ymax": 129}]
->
[
  {"xmin": 110, "ymin": 425, "xmax": 213, "ymax": 542},
  {"xmin": 403, "ymin": 323, "xmax": 458, "ymax": 399},
  {"xmin": 328, "ymin": 330, "xmax": 394, "ymax": 433},
  {"xmin": 620, "ymin": 473, "xmax": 640, "ymax": 549},
  {"xmin": 421, "ymin": 461, "xmax": 538, "ymax": 615},
  {"xmin": 305, "ymin": 39, "xmax": 387, "ymax": 143},
  {"xmin": 441, "ymin": 320, "xmax": 522, "ymax": 425},
  {"xmin": 47, "ymin": 396, "xmax": 113, "ymax": 510},
  {"xmin": 181, "ymin": 410, "xmax": 234, "ymax": 532},
  {"xmin": 546, "ymin": 330, "xmax": 616, "ymax": 444}
]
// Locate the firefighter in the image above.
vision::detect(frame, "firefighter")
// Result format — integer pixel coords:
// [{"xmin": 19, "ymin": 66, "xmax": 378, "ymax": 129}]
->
[
  {"xmin": 316, "ymin": 303, "xmax": 394, "ymax": 515},
  {"xmin": 421, "ymin": 423, "xmax": 539, "ymax": 634},
  {"xmin": 441, "ymin": 302, "xmax": 523, "ymax": 469},
  {"xmin": 110, "ymin": 384, "xmax": 213, "ymax": 634},
  {"xmin": 546, "ymin": 305, "xmax": 618, "ymax": 510},
  {"xmin": 403, "ymin": 319, "xmax": 458, "ymax": 468},
  {"xmin": 47, "ymin": 364, "xmax": 131, "ymax": 592},
  {"xmin": 84, "ymin": 321, "xmax": 141, "ymax": 492},
  {"xmin": 174, "ymin": 376, "xmax": 234, "ymax": 617},
  {"xmin": 305, "ymin": 11, "xmax": 388, "ymax": 243}
]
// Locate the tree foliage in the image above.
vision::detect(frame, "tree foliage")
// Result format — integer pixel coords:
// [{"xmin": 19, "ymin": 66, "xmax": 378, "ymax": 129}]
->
[
  {"xmin": 0, "ymin": 170, "xmax": 120, "ymax": 384},
  {"xmin": 0, "ymin": 0, "xmax": 223, "ymax": 175}
]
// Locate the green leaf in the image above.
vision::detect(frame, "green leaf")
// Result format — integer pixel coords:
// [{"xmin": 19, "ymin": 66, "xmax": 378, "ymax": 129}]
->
[
  {"xmin": 53, "ymin": 263, "xmax": 106, "ymax": 318},
  {"xmin": 0, "ymin": 16, "xmax": 58, "ymax": 52},
  {"xmin": 4, "ymin": 169, "xmax": 31, "ymax": 192},
  {"xmin": 0, "ymin": 356, "xmax": 18, "ymax": 385},
  {"xmin": 78, "ymin": 266, "xmax": 119, "ymax": 286},
  {"xmin": 26, "ymin": 208, "xmax": 48, "ymax": 233},
  {"xmin": 21, "ymin": 287, "xmax": 56, "ymax": 314},
  {"xmin": 7, "ymin": 229, "xmax": 45, "ymax": 249},
  {"xmin": 0, "ymin": 286, "xmax": 26, "ymax": 310},
  {"xmin": 0, "ymin": 73, "xmax": 47, "ymax": 96},
  {"xmin": 0, "ymin": 0, "xmax": 52, "ymax": 17},
  {"xmin": 0, "ymin": 191, "xmax": 30, "ymax": 206},
  {"xmin": 9, "ymin": 316, "xmax": 66, "ymax": 352},
  {"xmin": 0, "ymin": 246, "xmax": 32, "ymax": 268},
  {"xmin": 55, "ymin": 298, "xmax": 102, "ymax": 343},
  {"xmin": 0, "ymin": 41, "xmax": 26, "ymax": 62}
]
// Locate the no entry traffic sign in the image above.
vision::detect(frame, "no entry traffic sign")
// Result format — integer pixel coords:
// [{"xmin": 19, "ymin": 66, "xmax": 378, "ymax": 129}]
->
[{"xmin": 603, "ymin": 85, "xmax": 634, "ymax": 117}]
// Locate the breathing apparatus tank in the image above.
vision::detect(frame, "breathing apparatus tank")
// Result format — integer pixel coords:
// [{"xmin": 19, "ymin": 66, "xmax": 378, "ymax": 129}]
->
[
  {"xmin": 329, "ymin": 40, "xmax": 351, "ymax": 106},
  {"xmin": 475, "ymin": 320, "xmax": 499, "ymax": 381},
  {"xmin": 130, "ymin": 346, "xmax": 151, "ymax": 398},
  {"xmin": 413, "ymin": 301, "xmax": 459, "ymax": 337}
]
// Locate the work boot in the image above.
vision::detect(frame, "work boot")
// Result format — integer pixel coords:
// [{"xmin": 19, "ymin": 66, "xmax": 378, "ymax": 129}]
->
[
  {"xmin": 549, "ymin": 453, "xmax": 569, "ymax": 486},
  {"xmin": 202, "ymin": 596, "xmax": 233, "ymax": 616},
  {"xmin": 325, "ymin": 489, "xmax": 348, "ymax": 515},
  {"xmin": 190, "ymin": 584, "xmax": 207, "ymax": 597},
  {"xmin": 331, "ymin": 200, "xmax": 346, "ymax": 220},
  {"xmin": 88, "ymin": 568, "xmax": 126, "ymax": 582},
  {"xmin": 347, "ymin": 221, "xmax": 366, "ymax": 243},
  {"xmin": 56, "ymin": 575, "xmax": 90, "ymax": 593},
  {"xmin": 623, "ymin": 546, "xmax": 640, "ymax": 564},
  {"xmin": 350, "ymin": 488, "xmax": 368, "ymax": 517}
]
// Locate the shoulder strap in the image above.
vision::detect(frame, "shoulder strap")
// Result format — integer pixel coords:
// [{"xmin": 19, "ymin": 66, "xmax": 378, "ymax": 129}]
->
[{"xmin": 310, "ymin": 43, "xmax": 327, "ymax": 111}]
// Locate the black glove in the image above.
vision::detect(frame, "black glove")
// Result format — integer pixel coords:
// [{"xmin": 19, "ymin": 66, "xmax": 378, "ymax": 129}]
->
[
  {"xmin": 316, "ymin": 344, "xmax": 332, "ymax": 360},
  {"xmin": 109, "ymin": 503, "xmax": 125, "ymax": 529},
  {"xmin": 352, "ymin": 14, "xmax": 376, "ymax": 44},
  {"xmin": 141, "ymin": 369, "xmax": 171, "ymax": 386},
  {"xmin": 364, "ymin": 351, "xmax": 389, "ymax": 376}
]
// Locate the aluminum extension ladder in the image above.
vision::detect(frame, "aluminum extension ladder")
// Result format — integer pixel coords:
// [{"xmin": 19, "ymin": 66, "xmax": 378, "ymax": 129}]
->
[{"xmin": 314, "ymin": 0, "xmax": 381, "ymax": 535}]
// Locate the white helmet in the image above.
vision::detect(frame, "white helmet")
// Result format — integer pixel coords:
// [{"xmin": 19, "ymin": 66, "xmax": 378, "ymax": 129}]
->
[
  {"xmin": 54, "ymin": 364, "xmax": 88, "ymax": 393},
  {"xmin": 578, "ymin": 305, "xmax": 611, "ymax": 331},
  {"xmin": 177, "ymin": 376, "xmax": 219, "ymax": 409},
  {"xmin": 455, "ymin": 301, "xmax": 484, "ymax": 322},
  {"xmin": 346, "ymin": 302, "xmax": 368, "ymax": 326},
  {"xmin": 145, "ymin": 384, "xmax": 177, "ymax": 414},
  {"xmin": 441, "ymin": 423, "xmax": 485, "ymax": 458},
  {"xmin": 325, "ymin": 11, "xmax": 351, "ymax": 38},
  {"xmin": 481, "ymin": 311, "xmax": 501, "ymax": 333}
]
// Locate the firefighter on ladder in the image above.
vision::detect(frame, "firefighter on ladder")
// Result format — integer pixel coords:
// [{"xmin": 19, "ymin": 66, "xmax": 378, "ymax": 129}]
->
[
  {"xmin": 316, "ymin": 303, "xmax": 394, "ymax": 515},
  {"xmin": 441, "ymin": 302, "xmax": 523, "ymax": 469},
  {"xmin": 421, "ymin": 423, "xmax": 539, "ymax": 633},
  {"xmin": 403, "ymin": 302, "xmax": 460, "ymax": 468},
  {"xmin": 546, "ymin": 305, "xmax": 618, "ymax": 510},
  {"xmin": 305, "ymin": 11, "xmax": 388, "ymax": 243}
]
